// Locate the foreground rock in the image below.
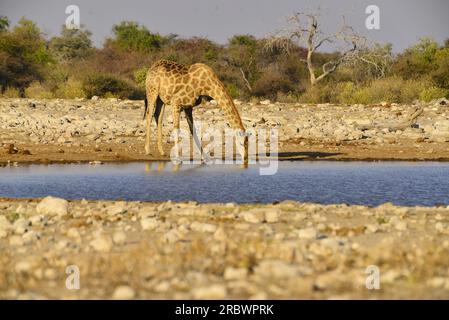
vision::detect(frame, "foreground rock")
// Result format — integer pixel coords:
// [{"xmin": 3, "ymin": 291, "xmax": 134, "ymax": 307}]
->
[{"xmin": 1, "ymin": 197, "xmax": 449, "ymax": 299}]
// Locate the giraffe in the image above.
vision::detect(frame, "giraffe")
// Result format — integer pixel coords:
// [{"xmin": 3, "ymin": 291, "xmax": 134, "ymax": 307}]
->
[{"xmin": 143, "ymin": 59, "xmax": 248, "ymax": 164}]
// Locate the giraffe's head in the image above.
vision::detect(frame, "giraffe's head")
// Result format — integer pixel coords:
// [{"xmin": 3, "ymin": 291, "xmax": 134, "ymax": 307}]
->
[{"xmin": 236, "ymin": 130, "xmax": 249, "ymax": 165}]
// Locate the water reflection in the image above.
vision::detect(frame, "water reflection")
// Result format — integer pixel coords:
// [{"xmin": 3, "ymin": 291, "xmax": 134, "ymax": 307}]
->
[{"xmin": 143, "ymin": 161, "xmax": 248, "ymax": 174}]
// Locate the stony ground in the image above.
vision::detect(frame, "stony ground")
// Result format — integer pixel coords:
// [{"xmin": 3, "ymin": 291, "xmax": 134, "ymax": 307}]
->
[
  {"xmin": 1, "ymin": 97, "xmax": 449, "ymax": 164},
  {"xmin": 1, "ymin": 197, "xmax": 449, "ymax": 299}
]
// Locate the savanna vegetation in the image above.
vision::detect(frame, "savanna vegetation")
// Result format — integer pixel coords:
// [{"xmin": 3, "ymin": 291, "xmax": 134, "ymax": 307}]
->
[{"xmin": 0, "ymin": 15, "xmax": 448, "ymax": 103}]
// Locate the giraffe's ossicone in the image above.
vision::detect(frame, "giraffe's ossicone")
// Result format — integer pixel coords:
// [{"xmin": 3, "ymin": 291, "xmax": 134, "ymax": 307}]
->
[{"xmin": 143, "ymin": 59, "xmax": 248, "ymax": 164}]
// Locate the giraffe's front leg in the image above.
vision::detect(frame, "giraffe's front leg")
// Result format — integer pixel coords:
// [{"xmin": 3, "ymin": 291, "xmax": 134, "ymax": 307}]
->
[
  {"xmin": 171, "ymin": 105, "xmax": 182, "ymax": 162},
  {"xmin": 155, "ymin": 101, "xmax": 166, "ymax": 156}
]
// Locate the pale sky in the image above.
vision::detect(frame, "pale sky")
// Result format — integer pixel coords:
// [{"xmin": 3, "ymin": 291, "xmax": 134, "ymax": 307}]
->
[{"xmin": 1, "ymin": 0, "xmax": 448, "ymax": 52}]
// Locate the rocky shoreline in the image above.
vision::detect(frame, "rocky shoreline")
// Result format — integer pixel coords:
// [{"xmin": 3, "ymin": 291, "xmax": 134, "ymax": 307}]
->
[
  {"xmin": 1, "ymin": 197, "xmax": 449, "ymax": 299},
  {"xmin": 1, "ymin": 98, "xmax": 449, "ymax": 164}
]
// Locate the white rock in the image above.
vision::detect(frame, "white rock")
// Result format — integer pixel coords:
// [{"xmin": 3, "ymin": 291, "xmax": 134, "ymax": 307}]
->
[
  {"xmin": 112, "ymin": 286, "xmax": 135, "ymax": 300},
  {"xmin": 107, "ymin": 203, "xmax": 127, "ymax": 215},
  {"xmin": 265, "ymin": 208, "xmax": 281, "ymax": 223},
  {"xmin": 13, "ymin": 218, "xmax": 29, "ymax": 235},
  {"xmin": 67, "ymin": 228, "xmax": 80, "ymax": 238},
  {"xmin": 90, "ymin": 235, "xmax": 113, "ymax": 252},
  {"xmin": 36, "ymin": 196, "xmax": 68, "ymax": 216},
  {"xmin": 0, "ymin": 216, "xmax": 12, "ymax": 238},
  {"xmin": 297, "ymin": 227, "xmax": 317, "ymax": 239},
  {"xmin": 435, "ymin": 222, "xmax": 446, "ymax": 233},
  {"xmin": 141, "ymin": 218, "xmax": 159, "ymax": 231},
  {"xmin": 190, "ymin": 222, "xmax": 217, "ymax": 233},
  {"xmin": 192, "ymin": 284, "xmax": 227, "ymax": 299},
  {"xmin": 254, "ymin": 259, "xmax": 299, "ymax": 279},
  {"xmin": 138, "ymin": 207, "xmax": 158, "ymax": 219},
  {"xmin": 22, "ymin": 231, "xmax": 40, "ymax": 244},
  {"xmin": 163, "ymin": 230, "xmax": 180, "ymax": 243},
  {"xmin": 242, "ymin": 209, "xmax": 265, "ymax": 223},
  {"xmin": 112, "ymin": 231, "xmax": 127, "ymax": 245},
  {"xmin": 224, "ymin": 267, "xmax": 248, "ymax": 280},
  {"xmin": 213, "ymin": 227, "xmax": 227, "ymax": 241}
]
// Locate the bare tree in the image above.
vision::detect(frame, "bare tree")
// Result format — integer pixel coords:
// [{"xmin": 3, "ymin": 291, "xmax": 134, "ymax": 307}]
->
[
  {"xmin": 349, "ymin": 43, "xmax": 394, "ymax": 81},
  {"xmin": 266, "ymin": 12, "xmax": 366, "ymax": 87}
]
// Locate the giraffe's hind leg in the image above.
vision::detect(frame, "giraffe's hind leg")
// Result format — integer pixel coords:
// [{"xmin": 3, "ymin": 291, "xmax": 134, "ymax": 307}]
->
[{"xmin": 154, "ymin": 98, "xmax": 166, "ymax": 156}]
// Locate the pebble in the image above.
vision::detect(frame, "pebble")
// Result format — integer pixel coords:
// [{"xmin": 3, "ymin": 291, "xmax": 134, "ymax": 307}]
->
[
  {"xmin": 90, "ymin": 235, "xmax": 113, "ymax": 252},
  {"xmin": 265, "ymin": 208, "xmax": 281, "ymax": 223},
  {"xmin": 242, "ymin": 209, "xmax": 265, "ymax": 223},
  {"xmin": 297, "ymin": 227, "xmax": 317, "ymax": 239},
  {"xmin": 254, "ymin": 260, "xmax": 299, "ymax": 279},
  {"xmin": 141, "ymin": 218, "xmax": 159, "ymax": 231},
  {"xmin": 36, "ymin": 196, "xmax": 68, "ymax": 216},
  {"xmin": 13, "ymin": 218, "xmax": 29, "ymax": 235},
  {"xmin": 213, "ymin": 227, "xmax": 227, "ymax": 241},
  {"xmin": 112, "ymin": 231, "xmax": 127, "ymax": 245},
  {"xmin": 190, "ymin": 222, "xmax": 217, "ymax": 233},
  {"xmin": 107, "ymin": 203, "xmax": 127, "ymax": 215},
  {"xmin": 192, "ymin": 284, "xmax": 227, "ymax": 299},
  {"xmin": 0, "ymin": 216, "xmax": 12, "ymax": 238},
  {"xmin": 112, "ymin": 286, "xmax": 135, "ymax": 300},
  {"xmin": 224, "ymin": 267, "xmax": 248, "ymax": 280}
]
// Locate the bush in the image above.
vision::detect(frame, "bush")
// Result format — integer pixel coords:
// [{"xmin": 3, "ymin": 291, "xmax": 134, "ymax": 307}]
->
[
  {"xmin": 252, "ymin": 69, "xmax": 295, "ymax": 100},
  {"xmin": 82, "ymin": 73, "xmax": 144, "ymax": 99},
  {"xmin": 1, "ymin": 86, "xmax": 20, "ymax": 98},
  {"xmin": 55, "ymin": 77, "xmax": 85, "ymax": 98},
  {"xmin": 419, "ymin": 86, "xmax": 448, "ymax": 102},
  {"xmin": 24, "ymin": 81, "xmax": 53, "ymax": 98},
  {"xmin": 298, "ymin": 77, "xmax": 445, "ymax": 104},
  {"xmin": 134, "ymin": 66, "xmax": 147, "ymax": 89},
  {"xmin": 298, "ymin": 84, "xmax": 333, "ymax": 104},
  {"xmin": 276, "ymin": 91, "xmax": 299, "ymax": 103}
]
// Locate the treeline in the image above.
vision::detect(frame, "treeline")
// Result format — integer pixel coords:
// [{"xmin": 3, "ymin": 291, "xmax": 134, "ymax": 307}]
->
[{"xmin": 0, "ymin": 16, "xmax": 448, "ymax": 103}]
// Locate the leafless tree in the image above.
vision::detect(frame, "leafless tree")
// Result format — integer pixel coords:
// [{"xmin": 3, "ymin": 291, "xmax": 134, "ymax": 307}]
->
[{"xmin": 266, "ymin": 12, "xmax": 367, "ymax": 87}]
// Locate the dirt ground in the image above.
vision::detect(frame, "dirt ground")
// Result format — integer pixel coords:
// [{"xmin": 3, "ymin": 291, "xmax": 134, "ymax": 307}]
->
[{"xmin": 2, "ymin": 137, "xmax": 449, "ymax": 165}]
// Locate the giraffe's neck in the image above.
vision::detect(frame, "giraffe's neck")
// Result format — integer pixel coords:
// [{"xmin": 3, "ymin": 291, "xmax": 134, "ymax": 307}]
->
[{"xmin": 210, "ymin": 85, "xmax": 245, "ymax": 132}]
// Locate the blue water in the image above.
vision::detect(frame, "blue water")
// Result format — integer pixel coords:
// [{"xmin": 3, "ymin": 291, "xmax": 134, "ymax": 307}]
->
[{"xmin": 0, "ymin": 161, "xmax": 448, "ymax": 206}]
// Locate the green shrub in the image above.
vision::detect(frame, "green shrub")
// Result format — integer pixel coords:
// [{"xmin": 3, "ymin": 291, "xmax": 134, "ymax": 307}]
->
[
  {"xmin": 335, "ymin": 82, "xmax": 358, "ymax": 104},
  {"xmin": 252, "ymin": 70, "xmax": 295, "ymax": 100},
  {"xmin": 276, "ymin": 91, "xmax": 299, "ymax": 103},
  {"xmin": 299, "ymin": 77, "xmax": 444, "ymax": 104},
  {"xmin": 82, "ymin": 73, "xmax": 144, "ymax": 99},
  {"xmin": 24, "ymin": 81, "xmax": 53, "ymax": 98},
  {"xmin": 298, "ymin": 84, "xmax": 333, "ymax": 104},
  {"xmin": 1, "ymin": 86, "xmax": 20, "ymax": 98},
  {"xmin": 225, "ymin": 83, "xmax": 240, "ymax": 98},
  {"xmin": 55, "ymin": 77, "xmax": 85, "ymax": 98},
  {"xmin": 134, "ymin": 66, "xmax": 148, "ymax": 89},
  {"xmin": 419, "ymin": 86, "xmax": 448, "ymax": 102}
]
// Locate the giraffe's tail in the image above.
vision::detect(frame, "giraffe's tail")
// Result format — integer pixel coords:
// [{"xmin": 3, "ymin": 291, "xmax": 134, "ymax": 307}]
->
[{"xmin": 143, "ymin": 97, "xmax": 148, "ymax": 120}]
